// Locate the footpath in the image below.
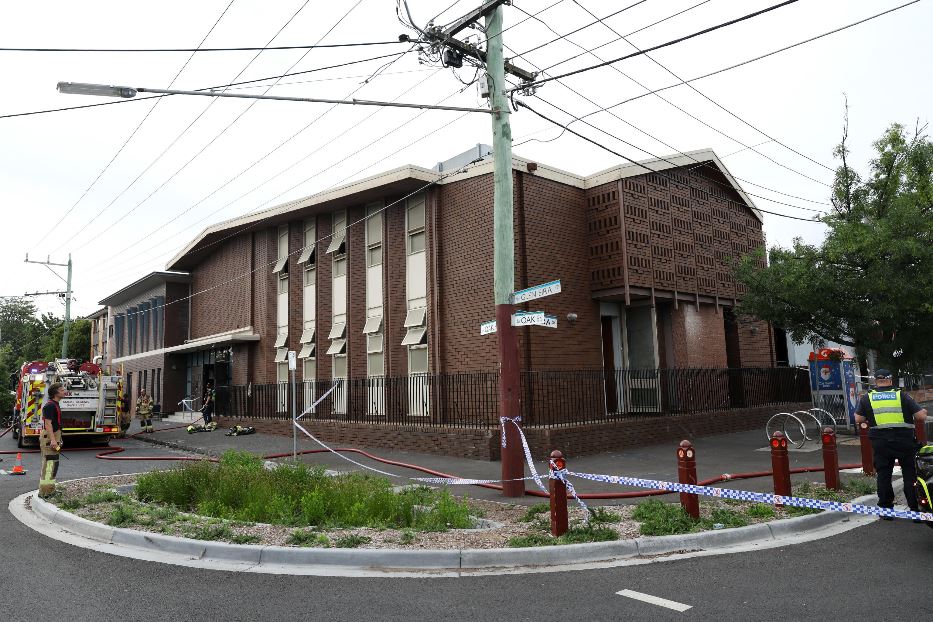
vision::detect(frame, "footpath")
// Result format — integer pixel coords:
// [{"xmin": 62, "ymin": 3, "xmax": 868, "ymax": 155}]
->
[{"xmin": 137, "ymin": 421, "xmax": 869, "ymax": 505}]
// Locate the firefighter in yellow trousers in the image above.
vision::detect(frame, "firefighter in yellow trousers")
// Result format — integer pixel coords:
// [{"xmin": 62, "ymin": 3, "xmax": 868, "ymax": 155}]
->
[
  {"xmin": 137, "ymin": 389, "xmax": 154, "ymax": 433},
  {"xmin": 39, "ymin": 382, "xmax": 64, "ymax": 498}
]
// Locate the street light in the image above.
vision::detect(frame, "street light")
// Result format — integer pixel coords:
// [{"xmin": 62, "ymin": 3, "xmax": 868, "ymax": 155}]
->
[
  {"xmin": 54, "ymin": 80, "xmax": 492, "ymax": 114},
  {"xmin": 57, "ymin": 82, "xmax": 137, "ymax": 98}
]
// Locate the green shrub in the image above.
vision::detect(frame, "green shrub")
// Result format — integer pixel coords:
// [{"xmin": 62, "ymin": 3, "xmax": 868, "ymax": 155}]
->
[
  {"xmin": 84, "ymin": 488, "xmax": 123, "ymax": 505},
  {"xmin": 632, "ymin": 500, "xmax": 697, "ymax": 536},
  {"xmin": 231, "ymin": 534, "xmax": 261, "ymax": 545},
  {"xmin": 845, "ymin": 478, "xmax": 876, "ymax": 497},
  {"xmin": 194, "ymin": 524, "xmax": 233, "ymax": 541},
  {"xmin": 508, "ymin": 533, "xmax": 554, "ymax": 548},
  {"xmin": 334, "ymin": 534, "xmax": 371, "ymax": 548},
  {"xmin": 559, "ymin": 524, "xmax": 618, "ymax": 544},
  {"xmin": 398, "ymin": 530, "xmax": 415, "ymax": 545},
  {"xmin": 288, "ymin": 529, "xmax": 329, "ymax": 547},
  {"xmin": 589, "ymin": 507, "xmax": 621, "ymax": 524},
  {"xmin": 699, "ymin": 508, "xmax": 748, "ymax": 530}
]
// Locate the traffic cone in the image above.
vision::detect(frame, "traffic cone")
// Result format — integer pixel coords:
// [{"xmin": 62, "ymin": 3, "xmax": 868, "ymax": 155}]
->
[{"xmin": 10, "ymin": 453, "xmax": 25, "ymax": 475}]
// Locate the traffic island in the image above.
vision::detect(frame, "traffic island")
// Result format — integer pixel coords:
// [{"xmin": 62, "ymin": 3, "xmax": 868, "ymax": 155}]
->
[{"xmin": 11, "ymin": 463, "xmax": 892, "ymax": 576}]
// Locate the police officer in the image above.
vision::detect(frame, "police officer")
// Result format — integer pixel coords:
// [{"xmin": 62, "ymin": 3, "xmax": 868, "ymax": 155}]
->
[{"xmin": 855, "ymin": 369, "xmax": 928, "ymax": 520}]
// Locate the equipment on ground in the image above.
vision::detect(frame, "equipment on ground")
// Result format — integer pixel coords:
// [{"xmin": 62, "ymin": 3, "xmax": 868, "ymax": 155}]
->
[
  {"xmin": 225, "ymin": 425, "xmax": 255, "ymax": 437},
  {"xmin": 11, "ymin": 359, "xmax": 122, "ymax": 448},
  {"xmin": 916, "ymin": 444, "xmax": 933, "ymax": 529},
  {"xmin": 186, "ymin": 422, "xmax": 217, "ymax": 434}
]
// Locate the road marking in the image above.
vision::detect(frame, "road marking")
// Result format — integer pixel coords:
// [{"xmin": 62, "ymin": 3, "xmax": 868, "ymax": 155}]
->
[{"xmin": 616, "ymin": 589, "xmax": 692, "ymax": 612}]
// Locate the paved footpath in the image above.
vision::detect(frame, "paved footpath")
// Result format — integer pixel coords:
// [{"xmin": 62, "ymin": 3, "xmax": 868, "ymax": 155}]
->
[{"xmin": 139, "ymin": 421, "xmax": 868, "ymax": 504}]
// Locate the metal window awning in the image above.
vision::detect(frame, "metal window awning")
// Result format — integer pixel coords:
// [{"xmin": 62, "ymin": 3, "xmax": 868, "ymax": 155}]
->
[
  {"xmin": 274, "ymin": 333, "xmax": 287, "ymax": 348},
  {"xmin": 362, "ymin": 315, "xmax": 382, "ymax": 334},
  {"xmin": 300, "ymin": 327, "xmax": 315, "ymax": 344},
  {"xmin": 325, "ymin": 231, "xmax": 346, "ymax": 255},
  {"xmin": 401, "ymin": 326, "xmax": 427, "ymax": 346},
  {"xmin": 272, "ymin": 256, "xmax": 288, "ymax": 274},
  {"xmin": 328, "ymin": 322, "xmax": 346, "ymax": 340},
  {"xmin": 274, "ymin": 348, "xmax": 288, "ymax": 363},
  {"xmin": 114, "ymin": 326, "xmax": 260, "ymax": 363},
  {"xmin": 298, "ymin": 343, "xmax": 315, "ymax": 359},
  {"xmin": 403, "ymin": 307, "xmax": 426, "ymax": 327},
  {"xmin": 297, "ymin": 244, "xmax": 316, "ymax": 264},
  {"xmin": 326, "ymin": 339, "xmax": 347, "ymax": 355}
]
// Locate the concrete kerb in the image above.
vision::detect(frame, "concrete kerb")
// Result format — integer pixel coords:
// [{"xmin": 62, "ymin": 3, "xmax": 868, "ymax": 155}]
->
[{"xmin": 17, "ymin": 487, "xmax": 885, "ymax": 574}]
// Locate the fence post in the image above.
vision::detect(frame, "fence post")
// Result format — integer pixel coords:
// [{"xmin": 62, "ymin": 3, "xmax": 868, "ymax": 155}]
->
[
  {"xmin": 677, "ymin": 440, "xmax": 699, "ymax": 519},
  {"xmin": 858, "ymin": 421, "xmax": 875, "ymax": 475},
  {"xmin": 917, "ymin": 418, "xmax": 928, "ymax": 446},
  {"xmin": 821, "ymin": 427, "xmax": 841, "ymax": 491},
  {"xmin": 549, "ymin": 450, "xmax": 569, "ymax": 537},
  {"xmin": 770, "ymin": 431, "xmax": 791, "ymax": 501}
]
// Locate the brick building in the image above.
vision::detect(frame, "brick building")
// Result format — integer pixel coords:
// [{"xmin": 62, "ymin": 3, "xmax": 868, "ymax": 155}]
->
[
  {"xmin": 100, "ymin": 271, "xmax": 193, "ymax": 417},
  {"xmin": 86, "ymin": 307, "xmax": 110, "ymax": 369},
  {"xmin": 155, "ymin": 147, "xmax": 788, "ymax": 430}
]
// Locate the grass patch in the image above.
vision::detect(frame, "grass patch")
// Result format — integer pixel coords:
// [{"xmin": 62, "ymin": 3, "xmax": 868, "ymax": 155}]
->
[
  {"xmin": 508, "ymin": 523, "xmax": 619, "ymax": 547},
  {"xmin": 231, "ymin": 534, "xmax": 261, "ymax": 545},
  {"xmin": 589, "ymin": 507, "xmax": 621, "ymax": 524},
  {"xmin": 699, "ymin": 508, "xmax": 748, "ymax": 530},
  {"xmin": 193, "ymin": 523, "xmax": 233, "ymax": 541},
  {"xmin": 399, "ymin": 530, "xmax": 415, "ymax": 545},
  {"xmin": 84, "ymin": 488, "xmax": 123, "ymax": 505},
  {"xmin": 287, "ymin": 529, "xmax": 330, "ymax": 548},
  {"xmin": 334, "ymin": 534, "xmax": 371, "ymax": 548},
  {"xmin": 108, "ymin": 504, "xmax": 137, "ymax": 527},
  {"xmin": 520, "ymin": 503, "xmax": 550, "ymax": 522},
  {"xmin": 745, "ymin": 503, "xmax": 777, "ymax": 519},
  {"xmin": 508, "ymin": 533, "xmax": 554, "ymax": 548},
  {"xmin": 134, "ymin": 451, "xmax": 474, "ymax": 531},
  {"xmin": 632, "ymin": 500, "xmax": 697, "ymax": 536}
]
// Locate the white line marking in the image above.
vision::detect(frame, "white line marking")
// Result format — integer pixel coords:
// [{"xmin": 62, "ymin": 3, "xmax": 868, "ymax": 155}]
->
[{"xmin": 616, "ymin": 589, "xmax": 692, "ymax": 612}]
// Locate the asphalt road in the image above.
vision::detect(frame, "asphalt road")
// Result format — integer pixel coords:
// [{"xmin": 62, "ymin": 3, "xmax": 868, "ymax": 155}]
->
[{"xmin": 2, "ymin": 437, "xmax": 932, "ymax": 622}]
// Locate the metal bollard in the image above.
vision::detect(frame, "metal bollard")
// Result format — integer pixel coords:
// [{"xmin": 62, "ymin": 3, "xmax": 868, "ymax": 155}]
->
[
  {"xmin": 917, "ymin": 418, "xmax": 928, "ymax": 446},
  {"xmin": 770, "ymin": 431, "xmax": 791, "ymax": 501},
  {"xmin": 677, "ymin": 440, "xmax": 699, "ymax": 519},
  {"xmin": 549, "ymin": 450, "xmax": 569, "ymax": 537},
  {"xmin": 858, "ymin": 421, "xmax": 875, "ymax": 475},
  {"xmin": 821, "ymin": 427, "xmax": 841, "ymax": 491}
]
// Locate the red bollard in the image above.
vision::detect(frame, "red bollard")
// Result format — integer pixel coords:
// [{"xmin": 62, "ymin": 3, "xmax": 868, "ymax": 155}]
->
[
  {"xmin": 549, "ymin": 450, "xmax": 569, "ymax": 537},
  {"xmin": 916, "ymin": 418, "xmax": 928, "ymax": 446},
  {"xmin": 821, "ymin": 427, "xmax": 841, "ymax": 491},
  {"xmin": 677, "ymin": 440, "xmax": 699, "ymax": 519},
  {"xmin": 770, "ymin": 431, "xmax": 791, "ymax": 501},
  {"xmin": 858, "ymin": 421, "xmax": 875, "ymax": 476}
]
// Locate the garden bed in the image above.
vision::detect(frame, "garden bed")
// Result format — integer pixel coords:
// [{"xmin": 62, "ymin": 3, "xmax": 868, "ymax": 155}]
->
[{"xmin": 46, "ymin": 452, "xmax": 875, "ymax": 549}]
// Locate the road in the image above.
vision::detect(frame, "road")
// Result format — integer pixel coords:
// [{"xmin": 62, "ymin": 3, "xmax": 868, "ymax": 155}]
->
[{"xmin": 2, "ymin": 437, "xmax": 932, "ymax": 621}]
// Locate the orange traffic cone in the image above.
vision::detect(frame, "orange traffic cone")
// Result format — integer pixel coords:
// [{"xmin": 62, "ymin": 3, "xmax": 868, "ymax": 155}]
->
[{"xmin": 10, "ymin": 452, "xmax": 25, "ymax": 475}]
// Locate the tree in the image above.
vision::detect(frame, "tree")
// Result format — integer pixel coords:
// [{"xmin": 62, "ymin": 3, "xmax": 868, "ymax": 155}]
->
[
  {"xmin": 40, "ymin": 318, "xmax": 91, "ymax": 362},
  {"xmin": 737, "ymin": 120, "xmax": 933, "ymax": 374}
]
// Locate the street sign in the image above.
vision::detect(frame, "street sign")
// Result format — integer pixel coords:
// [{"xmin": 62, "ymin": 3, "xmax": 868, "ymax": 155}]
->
[
  {"xmin": 482, "ymin": 312, "xmax": 557, "ymax": 334},
  {"xmin": 287, "ymin": 350, "xmax": 297, "ymax": 371},
  {"xmin": 511, "ymin": 279, "xmax": 561, "ymax": 304}
]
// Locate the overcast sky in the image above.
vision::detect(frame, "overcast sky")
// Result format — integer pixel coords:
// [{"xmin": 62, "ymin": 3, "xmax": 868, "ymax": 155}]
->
[{"xmin": 1, "ymin": 0, "xmax": 929, "ymax": 320}]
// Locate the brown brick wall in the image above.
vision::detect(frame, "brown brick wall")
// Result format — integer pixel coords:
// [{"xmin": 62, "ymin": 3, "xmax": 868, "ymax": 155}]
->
[
  {"xmin": 385, "ymin": 196, "xmax": 408, "ymax": 377},
  {"xmin": 737, "ymin": 317, "xmax": 776, "ymax": 367},
  {"xmin": 164, "ymin": 282, "xmax": 189, "ymax": 347},
  {"xmin": 190, "ymin": 235, "xmax": 250, "ymax": 340},
  {"xmin": 316, "ymin": 217, "xmax": 333, "ymax": 381},
  {"xmin": 675, "ymin": 303, "xmax": 728, "ymax": 368},
  {"xmin": 250, "ymin": 229, "xmax": 275, "ymax": 384},
  {"xmin": 347, "ymin": 205, "xmax": 367, "ymax": 377}
]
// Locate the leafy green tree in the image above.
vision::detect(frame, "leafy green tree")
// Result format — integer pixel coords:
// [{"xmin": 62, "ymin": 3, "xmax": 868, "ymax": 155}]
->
[
  {"xmin": 737, "ymin": 121, "xmax": 933, "ymax": 374},
  {"xmin": 40, "ymin": 318, "xmax": 91, "ymax": 362}
]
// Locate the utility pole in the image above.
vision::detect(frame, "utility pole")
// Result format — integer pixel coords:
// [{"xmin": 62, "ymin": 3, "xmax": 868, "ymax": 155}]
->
[
  {"xmin": 415, "ymin": 0, "xmax": 535, "ymax": 496},
  {"xmin": 24, "ymin": 253, "xmax": 73, "ymax": 358}
]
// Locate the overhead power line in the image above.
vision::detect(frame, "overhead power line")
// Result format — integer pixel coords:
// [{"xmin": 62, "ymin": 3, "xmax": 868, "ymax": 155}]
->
[
  {"xmin": 0, "ymin": 40, "xmax": 408, "ymax": 53},
  {"xmin": 514, "ymin": 0, "xmax": 801, "ymax": 91},
  {"xmin": 34, "ymin": 0, "xmax": 239, "ymax": 249},
  {"xmin": 516, "ymin": 100, "xmax": 822, "ymax": 223}
]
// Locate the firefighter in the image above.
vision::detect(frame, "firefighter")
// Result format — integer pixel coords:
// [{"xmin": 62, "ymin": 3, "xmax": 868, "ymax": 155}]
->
[
  {"xmin": 118, "ymin": 393, "xmax": 132, "ymax": 437},
  {"xmin": 137, "ymin": 389, "xmax": 154, "ymax": 433},
  {"xmin": 855, "ymin": 369, "xmax": 929, "ymax": 520},
  {"xmin": 38, "ymin": 382, "xmax": 64, "ymax": 498},
  {"xmin": 201, "ymin": 380, "xmax": 216, "ymax": 428}
]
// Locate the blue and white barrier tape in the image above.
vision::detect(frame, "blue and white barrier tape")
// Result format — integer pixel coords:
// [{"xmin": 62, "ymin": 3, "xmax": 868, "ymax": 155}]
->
[{"xmin": 565, "ymin": 470, "xmax": 933, "ymax": 522}]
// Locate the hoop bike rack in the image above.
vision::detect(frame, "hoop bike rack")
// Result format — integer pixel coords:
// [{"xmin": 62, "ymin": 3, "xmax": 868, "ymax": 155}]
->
[{"xmin": 766, "ymin": 408, "xmax": 839, "ymax": 449}]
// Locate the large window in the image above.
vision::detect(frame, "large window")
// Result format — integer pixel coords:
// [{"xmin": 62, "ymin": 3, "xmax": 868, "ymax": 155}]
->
[
  {"xmin": 365, "ymin": 202, "xmax": 384, "ymax": 382},
  {"xmin": 273, "ymin": 224, "xmax": 289, "ymax": 274},
  {"xmin": 404, "ymin": 195, "xmax": 429, "ymax": 414}
]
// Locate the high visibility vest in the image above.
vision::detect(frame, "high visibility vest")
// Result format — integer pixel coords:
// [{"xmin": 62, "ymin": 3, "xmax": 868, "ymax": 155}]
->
[{"xmin": 867, "ymin": 389, "xmax": 913, "ymax": 429}]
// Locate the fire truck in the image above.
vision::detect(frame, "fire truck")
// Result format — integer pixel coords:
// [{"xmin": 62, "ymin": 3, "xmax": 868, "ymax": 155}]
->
[{"xmin": 11, "ymin": 359, "xmax": 123, "ymax": 448}]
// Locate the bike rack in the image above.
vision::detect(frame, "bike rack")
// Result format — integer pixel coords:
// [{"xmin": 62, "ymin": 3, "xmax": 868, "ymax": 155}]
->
[{"xmin": 766, "ymin": 412, "xmax": 807, "ymax": 449}]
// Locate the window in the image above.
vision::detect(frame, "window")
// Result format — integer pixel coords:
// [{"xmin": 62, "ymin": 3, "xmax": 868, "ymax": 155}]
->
[
  {"xmin": 408, "ymin": 346, "xmax": 429, "ymax": 374},
  {"xmin": 298, "ymin": 343, "xmax": 315, "ymax": 358},
  {"xmin": 333, "ymin": 257, "xmax": 346, "ymax": 277},
  {"xmin": 362, "ymin": 316, "xmax": 382, "ymax": 334},
  {"xmin": 328, "ymin": 322, "xmax": 346, "ymax": 340},
  {"xmin": 300, "ymin": 327, "xmax": 315, "ymax": 344},
  {"xmin": 333, "ymin": 354, "xmax": 347, "ymax": 378},
  {"xmin": 403, "ymin": 307, "xmax": 426, "ymax": 327},
  {"xmin": 406, "ymin": 194, "xmax": 427, "ymax": 310},
  {"xmin": 408, "ymin": 231, "xmax": 426, "ymax": 253},
  {"xmin": 276, "ymin": 273, "xmax": 288, "ymax": 348},
  {"xmin": 367, "ymin": 245, "xmax": 382, "ymax": 267},
  {"xmin": 326, "ymin": 339, "xmax": 347, "ymax": 356},
  {"xmin": 273, "ymin": 224, "xmax": 289, "ymax": 274},
  {"xmin": 298, "ymin": 218, "xmax": 316, "ymax": 264},
  {"xmin": 274, "ymin": 348, "xmax": 288, "ymax": 363},
  {"xmin": 401, "ymin": 326, "xmax": 427, "ymax": 346},
  {"xmin": 303, "ymin": 357, "xmax": 316, "ymax": 380},
  {"xmin": 326, "ymin": 211, "xmax": 347, "ymax": 255},
  {"xmin": 276, "ymin": 362, "xmax": 288, "ymax": 383}
]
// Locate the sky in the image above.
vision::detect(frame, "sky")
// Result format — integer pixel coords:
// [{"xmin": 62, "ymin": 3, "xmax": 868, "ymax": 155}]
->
[{"xmin": 1, "ymin": 0, "xmax": 929, "ymax": 321}]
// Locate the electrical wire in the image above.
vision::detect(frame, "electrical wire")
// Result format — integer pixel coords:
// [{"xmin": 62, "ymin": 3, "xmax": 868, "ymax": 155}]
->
[
  {"xmin": 0, "ymin": 41, "xmax": 408, "ymax": 53},
  {"xmin": 567, "ymin": 0, "xmax": 833, "ymax": 172},
  {"xmin": 91, "ymin": 66, "xmax": 444, "ymax": 278},
  {"xmin": 514, "ymin": 0, "xmax": 801, "ymax": 91},
  {"xmin": 516, "ymin": 100, "xmax": 822, "ymax": 223},
  {"xmin": 34, "ymin": 0, "xmax": 240, "ymax": 249},
  {"xmin": 55, "ymin": 0, "xmax": 364, "ymax": 252}
]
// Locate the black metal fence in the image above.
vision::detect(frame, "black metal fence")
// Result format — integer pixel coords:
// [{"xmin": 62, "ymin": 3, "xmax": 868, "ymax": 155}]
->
[{"xmin": 220, "ymin": 367, "xmax": 810, "ymax": 429}]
